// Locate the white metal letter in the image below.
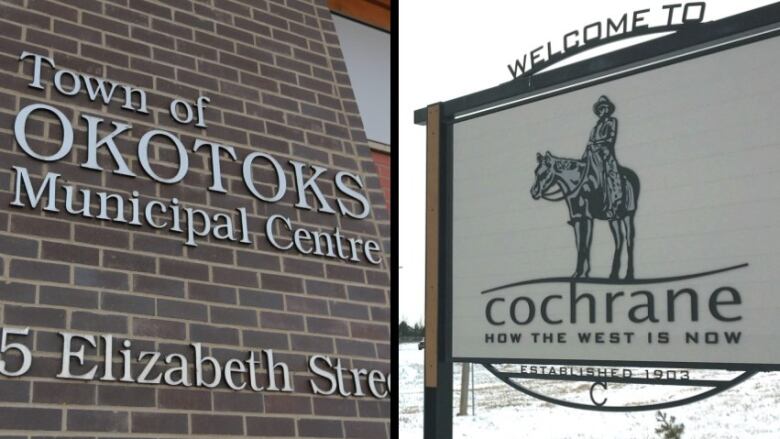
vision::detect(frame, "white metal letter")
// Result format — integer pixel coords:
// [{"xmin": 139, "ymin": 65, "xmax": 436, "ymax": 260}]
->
[
  {"xmin": 19, "ymin": 51, "xmax": 54, "ymax": 90},
  {"xmin": 242, "ymin": 152, "xmax": 286, "ymax": 202},
  {"xmin": 138, "ymin": 129, "xmax": 189, "ymax": 184},
  {"xmin": 15, "ymin": 103, "xmax": 73, "ymax": 162},
  {"xmin": 57, "ymin": 332, "xmax": 98, "ymax": 380},
  {"xmin": 81, "ymin": 114, "xmax": 135, "ymax": 176}
]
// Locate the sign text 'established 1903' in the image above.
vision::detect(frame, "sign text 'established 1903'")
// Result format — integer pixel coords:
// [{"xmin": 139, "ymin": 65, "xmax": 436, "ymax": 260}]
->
[{"xmin": 8, "ymin": 51, "xmax": 382, "ymax": 265}]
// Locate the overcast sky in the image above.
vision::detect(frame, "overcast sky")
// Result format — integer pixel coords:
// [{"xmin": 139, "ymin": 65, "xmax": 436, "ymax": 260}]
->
[{"xmin": 398, "ymin": 0, "xmax": 777, "ymax": 324}]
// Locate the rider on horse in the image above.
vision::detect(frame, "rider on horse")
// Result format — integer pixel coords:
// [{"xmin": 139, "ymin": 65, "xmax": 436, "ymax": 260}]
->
[{"xmin": 582, "ymin": 95, "xmax": 623, "ymax": 219}]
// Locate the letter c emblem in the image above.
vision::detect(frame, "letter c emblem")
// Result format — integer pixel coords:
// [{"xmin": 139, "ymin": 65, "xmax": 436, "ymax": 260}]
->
[{"xmin": 589, "ymin": 381, "xmax": 608, "ymax": 406}]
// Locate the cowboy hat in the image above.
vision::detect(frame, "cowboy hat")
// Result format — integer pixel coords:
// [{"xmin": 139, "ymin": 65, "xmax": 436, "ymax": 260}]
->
[{"xmin": 593, "ymin": 95, "xmax": 615, "ymax": 115}]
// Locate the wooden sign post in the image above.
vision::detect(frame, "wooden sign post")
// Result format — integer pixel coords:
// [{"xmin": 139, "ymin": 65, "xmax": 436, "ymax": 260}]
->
[{"xmin": 424, "ymin": 102, "xmax": 453, "ymax": 438}]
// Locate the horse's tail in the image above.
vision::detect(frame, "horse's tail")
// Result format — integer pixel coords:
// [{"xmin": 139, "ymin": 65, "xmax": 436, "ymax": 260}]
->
[{"xmin": 619, "ymin": 166, "xmax": 640, "ymax": 213}]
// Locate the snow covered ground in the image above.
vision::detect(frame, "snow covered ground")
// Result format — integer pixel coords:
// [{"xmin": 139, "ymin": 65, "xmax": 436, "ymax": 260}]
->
[{"xmin": 400, "ymin": 343, "xmax": 780, "ymax": 438}]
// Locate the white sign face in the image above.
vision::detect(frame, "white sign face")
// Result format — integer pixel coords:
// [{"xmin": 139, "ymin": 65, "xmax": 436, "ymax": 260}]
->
[{"xmin": 451, "ymin": 35, "xmax": 780, "ymax": 366}]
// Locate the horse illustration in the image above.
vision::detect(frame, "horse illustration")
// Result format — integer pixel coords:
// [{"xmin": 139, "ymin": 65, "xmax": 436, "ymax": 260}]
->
[{"xmin": 530, "ymin": 151, "xmax": 640, "ymax": 280}]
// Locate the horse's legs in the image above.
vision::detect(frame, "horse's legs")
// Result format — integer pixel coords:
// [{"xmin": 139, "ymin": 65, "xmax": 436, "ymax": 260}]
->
[
  {"xmin": 570, "ymin": 219, "xmax": 583, "ymax": 277},
  {"xmin": 570, "ymin": 218, "xmax": 588, "ymax": 278},
  {"xmin": 582, "ymin": 218, "xmax": 593, "ymax": 277},
  {"xmin": 570, "ymin": 218, "xmax": 594, "ymax": 278},
  {"xmin": 608, "ymin": 220, "xmax": 623, "ymax": 279},
  {"xmin": 625, "ymin": 215, "xmax": 636, "ymax": 280}
]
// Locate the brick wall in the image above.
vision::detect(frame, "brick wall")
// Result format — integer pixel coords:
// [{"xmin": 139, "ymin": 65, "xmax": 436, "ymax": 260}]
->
[
  {"xmin": 0, "ymin": 0, "xmax": 390, "ymax": 437},
  {"xmin": 370, "ymin": 150, "xmax": 390, "ymax": 211}
]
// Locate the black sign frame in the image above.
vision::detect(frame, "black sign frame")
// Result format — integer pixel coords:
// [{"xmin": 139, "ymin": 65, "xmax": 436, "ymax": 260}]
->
[{"xmin": 416, "ymin": 2, "xmax": 780, "ymax": 435}]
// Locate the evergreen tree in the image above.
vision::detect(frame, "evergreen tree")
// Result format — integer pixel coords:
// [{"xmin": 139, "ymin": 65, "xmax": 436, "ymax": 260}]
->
[
  {"xmin": 399, "ymin": 320, "xmax": 411, "ymax": 338},
  {"xmin": 413, "ymin": 322, "xmax": 423, "ymax": 337},
  {"xmin": 655, "ymin": 411, "xmax": 684, "ymax": 439},
  {"xmin": 399, "ymin": 320, "xmax": 424, "ymax": 340}
]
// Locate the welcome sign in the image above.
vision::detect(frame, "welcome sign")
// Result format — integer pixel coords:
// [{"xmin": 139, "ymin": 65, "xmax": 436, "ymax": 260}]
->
[{"xmin": 451, "ymin": 34, "xmax": 780, "ymax": 368}]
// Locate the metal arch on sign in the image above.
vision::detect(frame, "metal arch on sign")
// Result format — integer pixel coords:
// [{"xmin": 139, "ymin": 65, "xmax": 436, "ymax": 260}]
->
[
  {"xmin": 481, "ymin": 363, "xmax": 758, "ymax": 412},
  {"xmin": 509, "ymin": 22, "xmax": 695, "ymax": 80},
  {"xmin": 414, "ymin": 3, "xmax": 780, "ymax": 125}
]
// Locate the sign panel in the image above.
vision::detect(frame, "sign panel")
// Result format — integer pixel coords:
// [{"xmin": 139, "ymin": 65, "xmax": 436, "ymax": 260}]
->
[{"xmin": 451, "ymin": 34, "xmax": 780, "ymax": 367}]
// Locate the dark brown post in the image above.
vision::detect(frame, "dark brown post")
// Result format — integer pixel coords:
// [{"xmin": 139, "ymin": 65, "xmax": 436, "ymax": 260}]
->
[{"xmin": 424, "ymin": 102, "xmax": 453, "ymax": 438}]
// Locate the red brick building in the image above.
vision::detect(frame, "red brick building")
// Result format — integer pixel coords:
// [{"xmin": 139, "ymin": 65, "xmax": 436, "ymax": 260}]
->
[{"xmin": 0, "ymin": 0, "xmax": 390, "ymax": 437}]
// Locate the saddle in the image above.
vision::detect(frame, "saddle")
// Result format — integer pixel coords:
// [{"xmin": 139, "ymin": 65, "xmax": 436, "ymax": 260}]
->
[{"xmin": 582, "ymin": 151, "xmax": 634, "ymax": 214}]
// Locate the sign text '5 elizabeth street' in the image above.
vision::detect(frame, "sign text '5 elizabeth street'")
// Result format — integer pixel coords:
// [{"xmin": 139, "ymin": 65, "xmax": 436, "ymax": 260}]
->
[{"xmin": 0, "ymin": 327, "xmax": 390, "ymax": 399}]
